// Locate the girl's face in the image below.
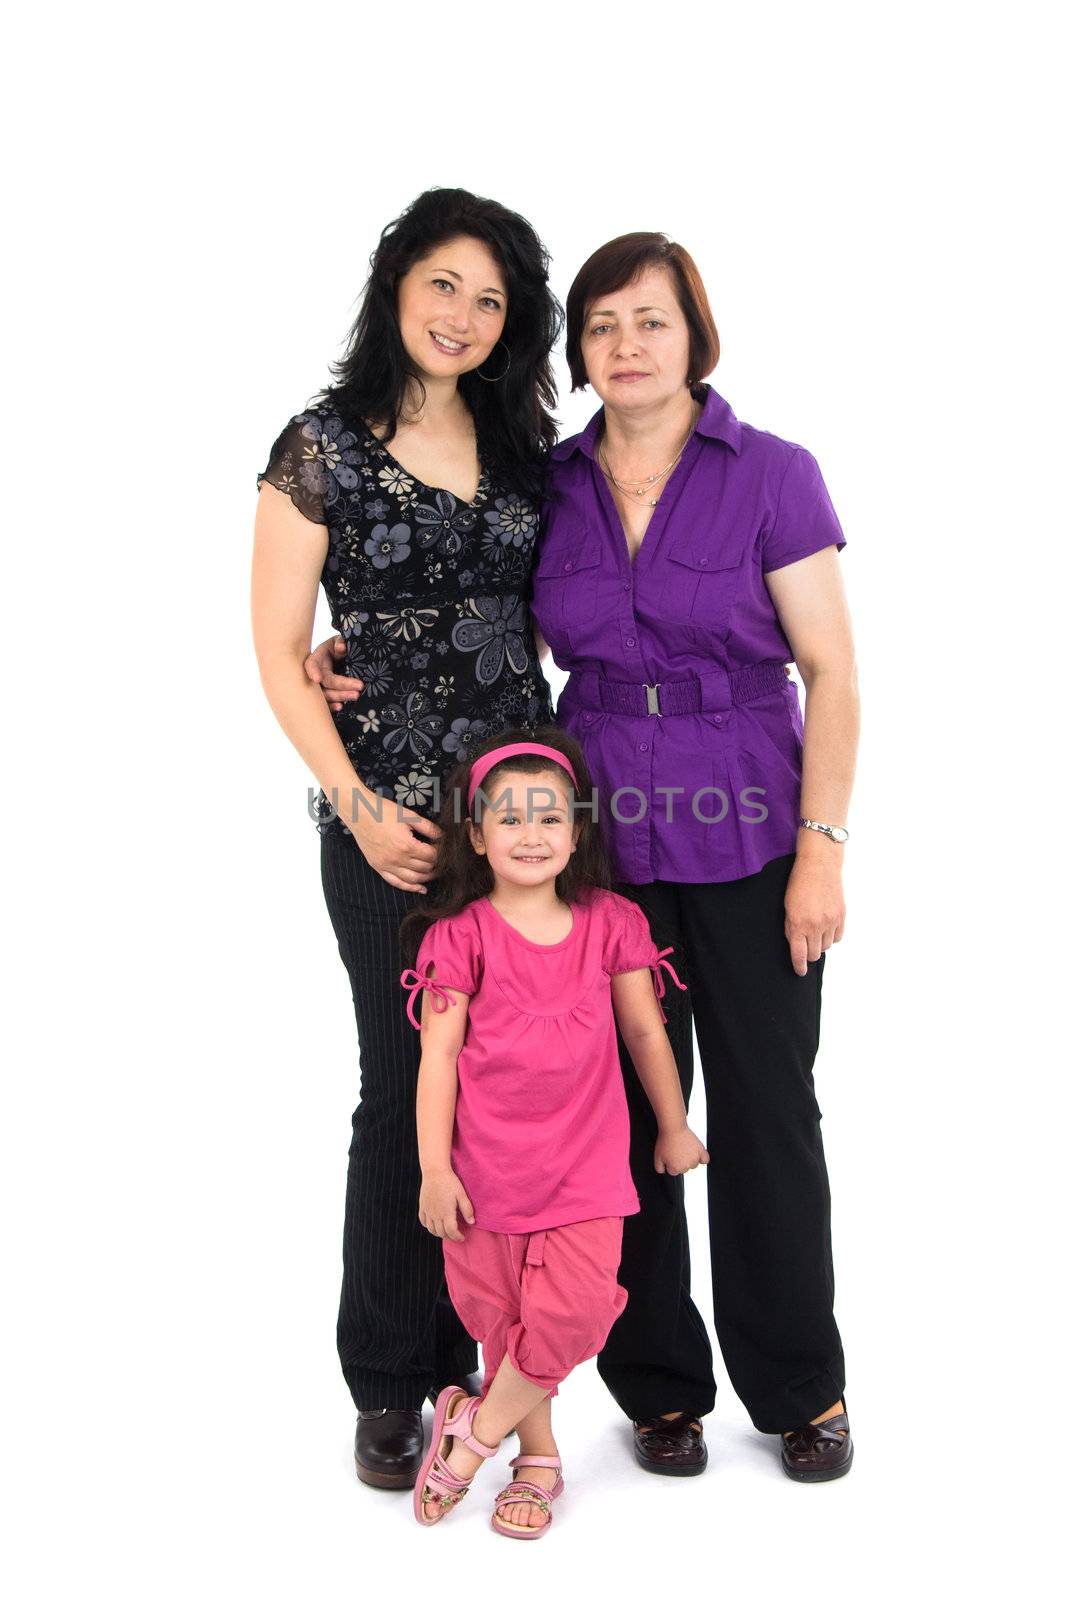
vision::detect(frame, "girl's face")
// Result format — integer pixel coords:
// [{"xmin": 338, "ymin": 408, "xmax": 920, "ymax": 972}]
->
[
  {"xmin": 395, "ymin": 233, "xmax": 509, "ymax": 383},
  {"xmin": 467, "ymin": 768, "xmax": 580, "ymax": 892},
  {"xmin": 579, "ymin": 264, "xmax": 691, "ymax": 414}
]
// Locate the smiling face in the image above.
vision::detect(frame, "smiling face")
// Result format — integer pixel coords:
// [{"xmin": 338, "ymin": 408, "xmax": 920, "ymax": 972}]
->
[
  {"xmin": 579, "ymin": 264, "xmax": 691, "ymax": 413},
  {"xmin": 467, "ymin": 768, "xmax": 580, "ymax": 891},
  {"xmin": 395, "ymin": 233, "xmax": 508, "ymax": 383}
]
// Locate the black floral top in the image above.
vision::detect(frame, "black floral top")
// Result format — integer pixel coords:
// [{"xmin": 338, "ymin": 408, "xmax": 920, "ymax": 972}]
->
[{"xmin": 257, "ymin": 404, "xmax": 554, "ymax": 834}]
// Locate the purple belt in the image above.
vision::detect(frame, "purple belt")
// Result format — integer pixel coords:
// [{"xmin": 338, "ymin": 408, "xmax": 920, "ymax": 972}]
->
[{"xmin": 569, "ymin": 662, "xmax": 789, "ymax": 718}]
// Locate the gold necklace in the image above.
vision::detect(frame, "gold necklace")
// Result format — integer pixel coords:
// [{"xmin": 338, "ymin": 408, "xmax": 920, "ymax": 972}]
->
[
  {"xmin": 597, "ymin": 423, "xmax": 695, "ymax": 508},
  {"xmin": 601, "ymin": 438, "xmax": 694, "ymax": 505}
]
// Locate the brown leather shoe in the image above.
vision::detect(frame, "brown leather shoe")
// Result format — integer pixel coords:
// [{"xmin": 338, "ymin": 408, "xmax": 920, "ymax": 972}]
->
[
  {"xmin": 632, "ymin": 1412, "xmax": 708, "ymax": 1476},
  {"xmin": 780, "ymin": 1408, "xmax": 853, "ymax": 1482},
  {"xmin": 354, "ymin": 1408, "xmax": 423, "ymax": 1489}
]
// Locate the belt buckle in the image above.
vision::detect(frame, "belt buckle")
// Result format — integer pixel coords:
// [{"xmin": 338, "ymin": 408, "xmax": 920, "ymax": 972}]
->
[{"xmin": 643, "ymin": 683, "xmax": 662, "ymax": 717}]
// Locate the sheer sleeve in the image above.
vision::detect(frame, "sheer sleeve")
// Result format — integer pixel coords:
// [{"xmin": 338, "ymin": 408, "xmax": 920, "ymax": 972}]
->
[
  {"xmin": 400, "ymin": 914, "xmax": 483, "ymax": 1031},
  {"xmin": 256, "ymin": 412, "xmax": 330, "ymax": 527},
  {"xmin": 602, "ymin": 893, "xmax": 687, "ymax": 1024},
  {"xmin": 760, "ymin": 446, "xmax": 847, "ymax": 574}
]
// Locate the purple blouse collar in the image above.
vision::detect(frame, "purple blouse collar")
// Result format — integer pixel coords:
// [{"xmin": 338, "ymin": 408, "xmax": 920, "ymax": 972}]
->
[{"xmin": 552, "ymin": 382, "xmax": 743, "ymax": 462}]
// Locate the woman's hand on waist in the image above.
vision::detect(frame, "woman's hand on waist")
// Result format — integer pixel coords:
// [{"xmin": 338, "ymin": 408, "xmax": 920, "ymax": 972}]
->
[
  {"xmin": 305, "ymin": 634, "xmax": 364, "ymax": 712},
  {"xmin": 351, "ymin": 799, "xmax": 442, "ymax": 895}
]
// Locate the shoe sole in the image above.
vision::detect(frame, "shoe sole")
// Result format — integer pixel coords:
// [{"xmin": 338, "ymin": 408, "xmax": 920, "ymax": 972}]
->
[
  {"xmin": 356, "ymin": 1458, "xmax": 419, "ymax": 1490},
  {"xmin": 780, "ymin": 1445, "xmax": 853, "ymax": 1483},
  {"xmin": 634, "ymin": 1453, "xmax": 708, "ymax": 1477}
]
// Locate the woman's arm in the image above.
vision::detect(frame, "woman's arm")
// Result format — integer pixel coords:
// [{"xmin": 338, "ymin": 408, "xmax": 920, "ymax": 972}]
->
[
  {"xmin": 251, "ymin": 484, "xmax": 441, "ymax": 891},
  {"xmin": 252, "ymin": 484, "xmax": 373, "ymax": 818},
  {"xmin": 611, "ymin": 973, "xmax": 709, "ymax": 1176},
  {"xmin": 414, "ymin": 975, "xmax": 476, "ymax": 1240},
  {"xmin": 765, "ymin": 545, "xmax": 860, "ymax": 975}
]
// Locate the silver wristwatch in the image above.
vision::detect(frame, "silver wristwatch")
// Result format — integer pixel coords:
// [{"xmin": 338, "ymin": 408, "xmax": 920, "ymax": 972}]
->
[{"xmin": 799, "ymin": 818, "xmax": 850, "ymax": 844}]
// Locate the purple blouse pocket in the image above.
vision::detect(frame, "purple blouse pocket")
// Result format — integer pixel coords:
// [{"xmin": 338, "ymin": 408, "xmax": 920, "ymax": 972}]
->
[
  {"xmin": 531, "ymin": 536, "xmax": 602, "ymax": 651},
  {"xmin": 662, "ymin": 535, "xmax": 747, "ymax": 643}
]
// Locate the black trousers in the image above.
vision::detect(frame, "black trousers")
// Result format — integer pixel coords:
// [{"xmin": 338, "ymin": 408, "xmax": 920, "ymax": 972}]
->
[
  {"xmin": 320, "ymin": 823, "xmax": 477, "ymax": 1409},
  {"xmin": 598, "ymin": 851, "xmax": 846, "ymax": 1433}
]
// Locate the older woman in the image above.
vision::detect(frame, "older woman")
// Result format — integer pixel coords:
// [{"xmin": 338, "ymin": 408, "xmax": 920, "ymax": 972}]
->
[
  {"xmin": 535, "ymin": 233, "xmax": 858, "ymax": 1483},
  {"xmin": 308, "ymin": 232, "xmax": 859, "ymax": 1485}
]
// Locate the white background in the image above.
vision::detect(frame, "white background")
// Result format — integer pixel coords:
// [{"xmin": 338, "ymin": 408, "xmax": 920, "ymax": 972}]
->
[{"xmin": 4, "ymin": 2, "xmax": 1062, "ymax": 1594}]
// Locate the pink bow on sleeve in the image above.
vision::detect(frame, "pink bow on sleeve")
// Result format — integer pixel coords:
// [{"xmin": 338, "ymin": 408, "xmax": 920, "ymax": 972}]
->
[
  {"xmin": 400, "ymin": 968, "xmax": 459, "ymax": 1031},
  {"xmin": 650, "ymin": 946, "xmax": 687, "ymax": 1025}
]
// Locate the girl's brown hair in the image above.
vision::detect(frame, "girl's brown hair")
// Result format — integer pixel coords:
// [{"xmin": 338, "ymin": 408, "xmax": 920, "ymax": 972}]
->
[
  {"xmin": 564, "ymin": 231, "xmax": 720, "ymax": 391},
  {"xmin": 399, "ymin": 724, "xmax": 613, "ymax": 970}
]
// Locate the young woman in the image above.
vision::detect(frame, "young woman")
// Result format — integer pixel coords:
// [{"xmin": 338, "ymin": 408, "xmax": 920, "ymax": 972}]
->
[
  {"xmin": 306, "ymin": 231, "xmax": 860, "ymax": 1485},
  {"xmin": 251, "ymin": 187, "xmax": 563, "ymax": 1489}
]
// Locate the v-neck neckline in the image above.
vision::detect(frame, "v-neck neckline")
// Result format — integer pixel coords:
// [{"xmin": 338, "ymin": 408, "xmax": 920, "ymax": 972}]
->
[
  {"xmin": 590, "ymin": 414, "xmax": 702, "ymax": 573},
  {"xmin": 359, "ymin": 416, "xmax": 489, "ymax": 510}
]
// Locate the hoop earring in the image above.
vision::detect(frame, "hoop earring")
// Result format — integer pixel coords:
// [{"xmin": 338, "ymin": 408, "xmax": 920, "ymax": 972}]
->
[{"xmin": 475, "ymin": 341, "xmax": 511, "ymax": 383}]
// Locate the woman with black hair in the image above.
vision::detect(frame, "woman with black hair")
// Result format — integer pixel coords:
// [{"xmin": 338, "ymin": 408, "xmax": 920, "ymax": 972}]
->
[{"xmin": 251, "ymin": 188, "xmax": 564, "ymax": 1489}]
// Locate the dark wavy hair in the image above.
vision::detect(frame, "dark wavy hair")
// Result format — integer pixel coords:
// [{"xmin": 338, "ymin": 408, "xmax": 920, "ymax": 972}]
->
[
  {"xmin": 399, "ymin": 725, "xmax": 614, "ymax": 970},
  {"xmin": 314, "ymin": 188, "xmax": 564, "ymax": 502}
]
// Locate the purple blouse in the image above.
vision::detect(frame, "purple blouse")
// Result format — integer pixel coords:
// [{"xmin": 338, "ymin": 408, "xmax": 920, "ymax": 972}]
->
[{"xmin": 529, "ymin": 384, "xmax": 847, "ymax": 885}]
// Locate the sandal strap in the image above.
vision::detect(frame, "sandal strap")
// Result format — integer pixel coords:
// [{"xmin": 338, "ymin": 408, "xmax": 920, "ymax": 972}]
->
[
  {"xmin": 421, "ymin": 1481, "xmax": 470, "ymax": 1510},
  {"xmin": 508, "ymin": 1453, "xmax": 561, "ymax": 1470},
  {"xmin": 494, "ymin": 1482, "xmax": 553, "ymax": 1513},
  {"xmin": 424, "ymin": 1451, "xmax": 474, "ymax": 1493},
  {"xmin": 420, "ymin": 1466, "xmax": 473, "ymax": 1511},
  {"xmin": 446, "ymin": 1394, "xmax": 499, "ymax": 1459}
]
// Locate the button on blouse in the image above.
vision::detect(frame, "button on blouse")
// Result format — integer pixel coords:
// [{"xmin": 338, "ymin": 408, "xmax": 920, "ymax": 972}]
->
[{"xmin": 529, "ymin": 384, "xmax": 848, "ymax": 885}]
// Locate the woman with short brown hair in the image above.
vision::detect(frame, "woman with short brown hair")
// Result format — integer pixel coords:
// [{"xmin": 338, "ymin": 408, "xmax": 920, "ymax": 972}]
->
[{"xmin": 534, "ymin": 231, "xmax": 858, "ymax": 1482}]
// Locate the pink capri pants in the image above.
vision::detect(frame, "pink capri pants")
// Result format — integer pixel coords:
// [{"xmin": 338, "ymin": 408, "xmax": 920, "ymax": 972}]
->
[{"xmin": 441, "ymin": 1215, "xmax": 628, "ymax": 1399}]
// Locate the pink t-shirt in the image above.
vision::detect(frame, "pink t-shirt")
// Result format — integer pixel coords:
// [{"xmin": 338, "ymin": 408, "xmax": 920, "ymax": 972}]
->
[{"xmin": 400, "ymin": 887, "xmax": 686, "ymax": 1233}]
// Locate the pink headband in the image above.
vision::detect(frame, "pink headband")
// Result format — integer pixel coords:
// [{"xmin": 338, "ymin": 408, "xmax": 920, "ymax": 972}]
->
[{"xmin": 467, "ymin": 742, "xmax": 579, "ymax": 816}]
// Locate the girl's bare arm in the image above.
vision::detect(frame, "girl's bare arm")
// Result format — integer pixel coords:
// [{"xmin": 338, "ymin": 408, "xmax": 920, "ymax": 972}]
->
[
  {"xmin": 611, "ymin": 973, "xmax": 709, "ymax": 1175},
  {"xmin": 415, "ymin": 972, "xmax": 475, "ymax": 1240}
]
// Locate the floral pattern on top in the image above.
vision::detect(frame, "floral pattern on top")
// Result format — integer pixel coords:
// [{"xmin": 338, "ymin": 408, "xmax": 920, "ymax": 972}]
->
[{"xmin": 257, "ymin": 405, "xmax": 553, "ymax": 832}]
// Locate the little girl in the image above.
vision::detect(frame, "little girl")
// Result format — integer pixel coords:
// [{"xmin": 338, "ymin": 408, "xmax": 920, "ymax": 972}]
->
[{"xmin": 398, "ymin": 728, "xmax": 708, "ymax": 1539}]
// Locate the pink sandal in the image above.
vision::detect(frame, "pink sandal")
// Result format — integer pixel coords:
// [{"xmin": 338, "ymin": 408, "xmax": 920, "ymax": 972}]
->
[
  {"xmin": 413, "ymin": 1385, "xmax": 499, "ymax": 1525},
  {"xmin": 490, "ymin": 1453, "xmax": 565, "ymax": 1540}
]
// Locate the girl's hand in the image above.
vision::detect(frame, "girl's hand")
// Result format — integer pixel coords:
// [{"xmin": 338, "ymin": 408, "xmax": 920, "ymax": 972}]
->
[
  {"xmin": 784, "ymin": 849, "xmax": 846, "ymax": 976},
  {"xmin": 654, "ymin": 1124, "xmax": 710, "ymax": 1177},
  {"xmin": 352, "ymin": 800, "xmax": 443, "ymax": 896},
  {"xmin": 419, "ymin": 1170, "xmax": 476, "ymax": 1242},
  {"xmin": 304, "ymin": 634, "xmax": 364, "ymax": 712}
]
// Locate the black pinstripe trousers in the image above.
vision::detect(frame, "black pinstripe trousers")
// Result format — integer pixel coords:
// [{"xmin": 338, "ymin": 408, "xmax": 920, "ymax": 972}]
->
[{"xmin": 320, "ymin": 822, "xmax": 477, "ymax": 1410}]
